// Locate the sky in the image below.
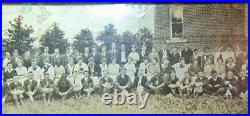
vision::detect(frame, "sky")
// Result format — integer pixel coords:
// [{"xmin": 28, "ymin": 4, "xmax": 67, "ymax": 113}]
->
[{"xmin": 2, "ymin": 4, "xmax": 155, "ymax": 43}]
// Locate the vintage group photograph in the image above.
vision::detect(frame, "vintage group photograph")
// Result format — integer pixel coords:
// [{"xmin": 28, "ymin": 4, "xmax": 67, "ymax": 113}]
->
[{"xmin": 2, "ymin": 3, "xmax": 248, "ymax": 114}]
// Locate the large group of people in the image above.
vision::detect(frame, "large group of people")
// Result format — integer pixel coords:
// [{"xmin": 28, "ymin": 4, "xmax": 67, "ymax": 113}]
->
[{"xmin": 2, "ymin": 42, "xmax": 248, "ymax": 106}]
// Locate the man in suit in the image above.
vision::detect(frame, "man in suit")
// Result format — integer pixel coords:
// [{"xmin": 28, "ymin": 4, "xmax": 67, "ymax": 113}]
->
[
  {"xmin": 118, "ymin": 44, "xmax": 128, "ymax": 65},
  {"xmin": 23, "ymin": 71, "xmax": 38, "ymax": 102},
  {"xmin": 100, "ymin": 69, "xmax": 115, "ymax": 94},
  {"xmin": 100, "ymin": 45, "xmax": 108, "ymax": 61},
  {"xmin": 170, "ymin": 46, "xmax": 181, "ymax": 65},
  {"xmin": 40, "ymin": 73, "xmax": 54, "ymax": 103},
  {"xmin": 108, "ymin": 43, "xmax": 119, "ymax": 63},
  {"xmin": 158, "ymin": 44, "xmax": 170, "ymax": 64},
  {"xmin": 39, "ymin": 46, "xmax": 51, "ymax": 67},
  {"xmin": 91, "ymin": 45, "xmax": 101, "ymax": 64},
  {"xmin": 82, "ymin": 47, "xmax": 91, "ymax": 64},
  {"xmin": 9, "ymin": 76, "xmax": 24, "ymax": 106},
  {"xmin": 181, "ymin": 43, "xmax": 193, "ymax": 64},
  {"xmin": 51, "ymin": 48, "xmax": 62, "ymax": 66},
  {"xmin": 61, "ymin": 48, "xmax": 72, "ymax": 67},
  {"xmin": 81, "ymin": 70, "xmax": 94, "ymax": 99},
  {"xmin": 139, "ymin": 44, "xmax": 148, "ymax": 64}
]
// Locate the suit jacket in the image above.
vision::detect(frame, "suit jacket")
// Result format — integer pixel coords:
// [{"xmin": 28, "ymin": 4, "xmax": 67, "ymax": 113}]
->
[
  {"xmin": 181, "ymin": 49, "xmax": 193, "ymax": 64},
  {"xmin": 39, "ymin": 53, "xmax": 51, "ymax": 67},
  {"xmin": 41, "ymin": 78, "xmax": 54, "ymax": 88},
  {"xmin": 81, "ymin": 77, "xmax": 94, "ymax": 89},
  {"xmin": 108, "ymin": 49, "xmax": 119, "ymax": 63},
  {"xmin": 3, "ymin": 70, "xmax": 17, "ymax": 82},
  {"xmin": 61, "ymin": 54, "xmax": 72, "ymax": 66},
  {"xmin": 23, "ymin": 79, "xmax": 38, "ymax": 92},
  {"xmin": 82, "ymin": 53, "xmax": 91, "ymax": 64},
  {"xmin": 139, "ymin": 50, "xmax": 149, "ymax": 63},
  {"xmin": 91, "ymin": 52, "xmax": 101, "ymax": 64},
  {"xmin": 170, "ymin": 52, "xmax": 181, "ymax": 65},
  {"xmin": 117, "ymin": 74, "xmax": 131, "ymax": 86},
  {"xmin": 9, "ymin": 81, "xmax": 23, "ymax": 91},
  {"xmin": 158, "ymin": 49, "xmax": 170, "ymax": 63},
  {"xmin": 51, "ymin": 54, "xmax": 62, "ymax": 66}
]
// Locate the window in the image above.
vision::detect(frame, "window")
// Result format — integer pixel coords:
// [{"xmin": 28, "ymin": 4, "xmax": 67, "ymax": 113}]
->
[{"xmin": 170, "ymin": 5, "xmax": 183, "ymax": 39}]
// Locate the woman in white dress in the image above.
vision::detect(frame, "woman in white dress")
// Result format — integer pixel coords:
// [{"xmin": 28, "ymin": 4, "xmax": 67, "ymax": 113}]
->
[{"xmin": 124, "ymin": 57, "xmax": 136, "ymax": 83}]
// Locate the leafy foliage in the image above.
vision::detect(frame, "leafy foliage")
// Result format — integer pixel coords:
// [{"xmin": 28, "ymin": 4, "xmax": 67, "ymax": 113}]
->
[
  {"xmin": 3, "ymin": 15, "xmax": 34, "ymax": 55},
  {"xmin": 72, "ymin": 28, "xmax": 95, "ymax": 53},
  {"xmin": 96, "ymin": 24, "xmax": 121, "ymax": 50},
  {"xmin": 40, "ymin": 23, "xmax": 69, "ymax": 54}
]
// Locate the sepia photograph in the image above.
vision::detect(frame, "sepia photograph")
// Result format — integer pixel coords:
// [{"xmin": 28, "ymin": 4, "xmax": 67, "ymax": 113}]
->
[{"xmin": 2, "ymin": 2, "xmax": 248, "ymax": 114}]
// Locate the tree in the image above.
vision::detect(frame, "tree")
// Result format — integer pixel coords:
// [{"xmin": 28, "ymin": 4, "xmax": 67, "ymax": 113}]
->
[
  {"xmin": 3, "ymin": 15, "xmax": 34, "ymax": 55},
  {"xmin": 73, "ymin": 28, "xmax": 95, "ymax": 53},
  {"xmin": 118, "ymin": 31, "xmax": 137, "ymax": 52},
  {"xmin": 137, "ymin": 27, "xmax": 154, "ymax": 51},
  {"xmin": 96, "ymin": 24, "xmax": 120, "ymax": 50},
  {"xmin": 40, "ymin": 23, "xmax": 69, "ymax": 54}
]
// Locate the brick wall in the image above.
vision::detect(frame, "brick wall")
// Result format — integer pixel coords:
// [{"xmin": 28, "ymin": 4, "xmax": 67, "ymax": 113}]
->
[{"xmin": 154, "ymin": 3, "xmax": 248, "ymax": 51}]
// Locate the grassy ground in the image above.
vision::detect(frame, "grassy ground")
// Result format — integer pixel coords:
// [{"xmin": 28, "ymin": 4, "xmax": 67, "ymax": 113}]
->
[{"xmin": 2, "ymin": 95, "xmax": 248, "ymax": 114}]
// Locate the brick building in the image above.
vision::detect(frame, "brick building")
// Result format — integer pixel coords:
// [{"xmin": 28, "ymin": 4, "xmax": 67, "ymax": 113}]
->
[{"xmin": 154, "ymin": 3, "xmax": 248, "ymax": 51}]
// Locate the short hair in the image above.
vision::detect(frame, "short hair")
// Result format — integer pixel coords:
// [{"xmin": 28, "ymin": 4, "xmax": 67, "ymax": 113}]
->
[{"xmin": 211, "ymin": 70, "xmax": 217, "ymax": 74}]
